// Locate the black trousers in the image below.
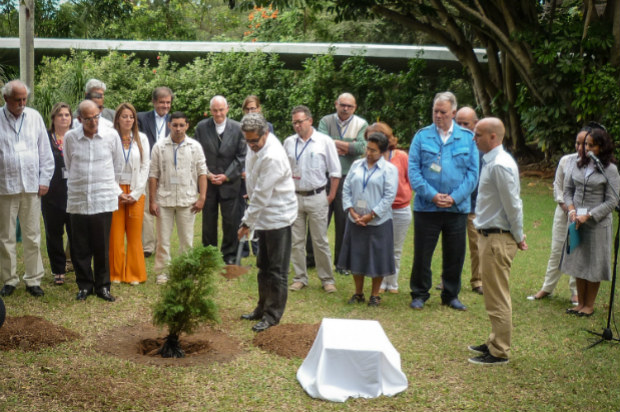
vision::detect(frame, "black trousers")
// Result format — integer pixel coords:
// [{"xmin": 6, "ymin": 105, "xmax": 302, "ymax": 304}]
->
[
  {"xmin": 70, "ymin": 212, "xmax": 112, "ymax": 292},
  {"xmin": 41, "ymin": 200, "xmax": 72, "ymax": 275},
  {"xmin": 410, "ymin": 211, "xmax": 467, "ymax": 302},
  {"xmin": 254, "ymin": 225, "xmax": 292, "ymax": 324},
  {"xmin": 202, "ymin": 185, "xmax": 240, "ymax": 262},
  {"xmin": 327, "ymin": 176, "xmax": 346, "ymax": 265}
]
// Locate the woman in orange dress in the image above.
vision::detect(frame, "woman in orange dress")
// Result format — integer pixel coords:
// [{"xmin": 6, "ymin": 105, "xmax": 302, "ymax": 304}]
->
[{"xmin": 109, "ymin": 103, "xmax": 150, "ymax": 285}]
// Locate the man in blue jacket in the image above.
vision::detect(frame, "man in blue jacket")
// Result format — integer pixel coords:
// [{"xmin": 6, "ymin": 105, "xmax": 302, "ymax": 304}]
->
[{"xmin": 408, "ymin": 92, "xmax": 479, "ymax": 311}]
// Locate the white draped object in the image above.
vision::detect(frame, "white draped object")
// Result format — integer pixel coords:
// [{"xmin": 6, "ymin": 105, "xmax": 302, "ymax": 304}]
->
[{"xmin": 296, "ymin": 318, "xmax": 408, "ymax": 402}]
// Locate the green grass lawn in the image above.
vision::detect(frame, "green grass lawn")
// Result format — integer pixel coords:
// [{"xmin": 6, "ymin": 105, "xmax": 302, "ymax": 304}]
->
[{"xmin": 1, "ymin": 176, "xmax": 620, "ymax": 412}]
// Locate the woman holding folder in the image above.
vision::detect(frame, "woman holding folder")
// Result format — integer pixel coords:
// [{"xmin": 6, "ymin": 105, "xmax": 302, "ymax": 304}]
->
[{"xmin": 561, "ymin": 125, "xmax": 620, "ymax": 317}]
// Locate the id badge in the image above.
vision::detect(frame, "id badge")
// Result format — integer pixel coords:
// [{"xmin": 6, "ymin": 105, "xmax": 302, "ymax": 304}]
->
[
  {"xmin": 14, "ymin": 141, "xmax": 27, "ymax": 152},
  {"xmin": 356, "ymin": 199, "xmax": 368, "ymax": 210},
  {"xmin": 577, "ymin": 208, "xmax": 588, "ymax": 216},
  {"xmin": 430, "ymin": 163, "xmax": 442, "ymax": 173},
  {"xmin": 292, "ymin": 164, "xmax": 301, "ymax": 180},
  {"xmin": 170, "ymin": 176, "xmax": 179, "ymax": 185},
  {"xmin": 62, "ymin": 167, "xmax": 68, "ymax": 179}
]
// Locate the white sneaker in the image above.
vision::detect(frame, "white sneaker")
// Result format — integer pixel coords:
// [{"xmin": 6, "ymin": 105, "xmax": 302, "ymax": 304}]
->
[
  {"xmin": 156, "ymin": 274, "xmax": 168, "ymax": 285},
  {"xmin": 130, "ymin": 281, "xmax": 140, "ymax": 286}
]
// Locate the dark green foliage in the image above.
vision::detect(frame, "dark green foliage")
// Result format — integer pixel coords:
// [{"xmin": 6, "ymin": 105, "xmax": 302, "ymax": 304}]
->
[
  {"xmin": 34, "ymin": 50, "xmax": 472, "ymax": 149},
  {"xmin": 152, "ymin": 245, "xmax": 222, "ymax": 341}
]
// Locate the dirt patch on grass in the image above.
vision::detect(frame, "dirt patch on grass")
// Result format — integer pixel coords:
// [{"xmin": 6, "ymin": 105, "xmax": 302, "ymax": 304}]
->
[
  {"xmin": 96, "ymin": 322, "xmax": 243, "ymax": 366},
  {"xmin": 0, "ymin": 315, "xmax": 80, "ymax": 351},
  {"xmin": 253, "ymin": 323, "xmax": 320, "ymax": 358}
]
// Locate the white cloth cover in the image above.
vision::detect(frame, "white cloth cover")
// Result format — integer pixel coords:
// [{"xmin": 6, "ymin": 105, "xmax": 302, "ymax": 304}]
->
[{"xmin": 296, "ymin": 318, "xmax": 408, "ymax": 402}]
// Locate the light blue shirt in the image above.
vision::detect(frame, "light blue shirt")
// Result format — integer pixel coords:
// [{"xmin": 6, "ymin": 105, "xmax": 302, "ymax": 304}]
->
[
  {"xmin": 474, "ymin": 145, "xmax": 524, "ymax": 243},
  {"xmin": 342, "ymin": 156, "xmax": 398, "ymax": 225}
]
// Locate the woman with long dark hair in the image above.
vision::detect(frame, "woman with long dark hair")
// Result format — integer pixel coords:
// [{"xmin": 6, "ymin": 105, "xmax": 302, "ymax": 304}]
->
[{"xmin": 561, "ymin": 125, "xmax": 620, "ymax": 316}]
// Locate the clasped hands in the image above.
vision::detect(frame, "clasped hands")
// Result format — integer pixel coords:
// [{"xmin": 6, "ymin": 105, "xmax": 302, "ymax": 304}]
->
[
  {"xmin": 348, "ymin": 208, "xmax": 373, "ymax": 227},
  {"xmin": 432, "ymin": 193, "xmax": 455, "ymax": 208}
]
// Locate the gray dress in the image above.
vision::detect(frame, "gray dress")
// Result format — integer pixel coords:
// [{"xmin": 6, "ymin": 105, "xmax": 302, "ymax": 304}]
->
[{"xmin": 560, "ymin": 160, "xmax": 620, "ymax": 282}]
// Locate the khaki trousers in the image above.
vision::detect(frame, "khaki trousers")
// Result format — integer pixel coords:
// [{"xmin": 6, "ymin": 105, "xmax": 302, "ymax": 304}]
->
[
  {"xmin": 479, "ymin": 232, "xmax": 517, "ymax": 359},
  {"xmin": 467, "ymin": 213, "xmax": 483, "ymax": 289},
  {"xmin": 153, "ymin": 205, "xmax": 195, "ymax": 275},
  {"xmin": 0, "ymin": 193, "xmax": 44, "ymax": 287}
]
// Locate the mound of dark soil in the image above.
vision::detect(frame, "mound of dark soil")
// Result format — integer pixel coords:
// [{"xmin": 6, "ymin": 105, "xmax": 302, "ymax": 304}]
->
[
  {"xmin": 96, "ymin": 322, "xmax": 243, "ymax": 366},
  {"xmin": 253, "ymin": 323, "xmax": 320, "ymax": 358},
  {"xmin": 0, "ymin": 315, "xmax": 80, "ymax": 351}
]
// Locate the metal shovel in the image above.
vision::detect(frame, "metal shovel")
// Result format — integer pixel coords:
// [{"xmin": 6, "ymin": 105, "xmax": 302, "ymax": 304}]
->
[{"xmin": 222, "ymin": 236, "xmax": 251, "ymax": 279}]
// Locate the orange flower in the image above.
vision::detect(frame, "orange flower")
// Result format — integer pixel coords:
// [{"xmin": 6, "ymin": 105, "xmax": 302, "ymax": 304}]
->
[
  {"xmin": 156, "ymin": 55, "xmax": 161, "ymax": 60},
  {"xmin": 152, "ymin": 69, "xmax": 157, "ymax": 73},
  {"xmin": 248, "ymin": 12, "xmax": 254, "ymax": 21},
  {"xmin": 252, "ymin": 38, "xmax": 257, "ymax": 42}
]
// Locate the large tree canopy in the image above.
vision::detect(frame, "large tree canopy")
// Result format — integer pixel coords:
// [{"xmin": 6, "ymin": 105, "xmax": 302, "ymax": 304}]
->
[{"xmin": 244, "ymin": 0, "xmax": 620, "ymax": 156}]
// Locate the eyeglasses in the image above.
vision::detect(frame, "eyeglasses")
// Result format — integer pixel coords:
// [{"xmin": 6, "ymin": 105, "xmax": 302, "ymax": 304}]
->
[
  {"xmin": 81, "ymin": 114, "xmax": 100, "ymax": 122},
  {"xmin": 292, "ymin": 118, "xmax": 310, "ymax": 126},
  {"xmin": 245, "ymin": 137, "xmax": 262, "ymax": 145}
]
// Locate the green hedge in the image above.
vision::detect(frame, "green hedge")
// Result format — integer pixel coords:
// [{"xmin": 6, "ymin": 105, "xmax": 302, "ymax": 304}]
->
[{"xmin": 33, "ymin": 50, "xmax": 473, "ymax": 148}]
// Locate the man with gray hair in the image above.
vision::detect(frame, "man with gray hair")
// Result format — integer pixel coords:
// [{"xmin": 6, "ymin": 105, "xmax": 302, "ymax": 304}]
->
[
  {"xmin": 195, "ymin": 95, "xmax": 246, "ymax": 264},
  {"xmin": 0, "ymin": 80, "xmax": 54, "ymax": 297},
  {"xmin": 84, "ymin": 78, "xmax": 115, "ymax": 122},
  {"xmin": 238, "ymin": 113, "xmax": 297, "ymax": 332},
  {"xmin": 408, "ymin": 91, "xmax": 479, "ymax": 311}
]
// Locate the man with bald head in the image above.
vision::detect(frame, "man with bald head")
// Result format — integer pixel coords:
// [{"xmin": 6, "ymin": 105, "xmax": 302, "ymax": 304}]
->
[
  {"xmin": 64, "ymin": 100, "xmax": 124, "ymax": 302},
  {"xmin": 468, "ymin": 117, "xmax": 527, "ymax": 365},
  {"xmin": 318, "ymin": 93, "xmax": 367, "ymax": 270},
  {"xmin": 408, "ymin": 92, "xmax": 478, "ymax": 311},
  {"xmin": 456, "ymin": 106, "xmax": 484, "ymax": 295},
  {"xmin": 0, "ymin": 80, "xmax": 54, "ymax": 297},
  {"xmin": 195, "ymin": 95, "xmax": 246, "ymax": 264}
]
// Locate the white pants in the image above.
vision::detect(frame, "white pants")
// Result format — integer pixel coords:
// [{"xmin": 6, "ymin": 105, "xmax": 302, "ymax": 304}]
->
[
  {"xmin": 291, "ymin": 192, "xmax": 335, "ymax": 286},
  {"xmin": 154, "ymin": 206, "xmax": 195, "ymax": 275},
  {"xmin": 541, "ymin": 205, "xmax": 577, "ymax": 296},
  {"xmin": 0, "ymin": 193, "xmax": 44, "ymax": 287},
  {"xmin": 381, "ymin": 206, "xmax": 412, "ymax": 290},
  {"xmin": 142, "ymin": 184, "xmax": 157, "ymax": 254}
]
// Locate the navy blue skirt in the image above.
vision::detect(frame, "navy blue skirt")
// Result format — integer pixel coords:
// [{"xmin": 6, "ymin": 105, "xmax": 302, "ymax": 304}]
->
[{"xmin": 337, "ymin": 218, "xmax": 395, "ymax": 278}]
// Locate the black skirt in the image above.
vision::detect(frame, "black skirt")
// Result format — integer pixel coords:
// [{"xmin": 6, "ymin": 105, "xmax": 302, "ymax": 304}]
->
[{"xmin": 337, "ymin": 218, "xmax": 395, "ymax": 277}]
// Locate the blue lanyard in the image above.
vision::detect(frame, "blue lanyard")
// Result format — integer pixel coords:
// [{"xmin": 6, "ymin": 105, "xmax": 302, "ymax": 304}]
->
[
  {"xmin": 295, "ymin": 137, "xmax": 311, "ymax": 164},
  {"xmin": 122, "ymin": 136, "xmax": 133, "ymax": 165},
  {"xmin": 336, "ymin": 120, "xmax": 350, "ymax": 140},
  {"xmin": 156, "ymin": 115, "xmax": 166, "ymax": 139},
  {"xmin": 362, "ymin": 164, "xmax": 378, "ymax": 191},
  {"xmin": 3, "ymin": 108, "xmax": 25, "ymax": 142},
  {"xmin": 173, "ymin": 140, "xmax": 184, "ymax": 169}
]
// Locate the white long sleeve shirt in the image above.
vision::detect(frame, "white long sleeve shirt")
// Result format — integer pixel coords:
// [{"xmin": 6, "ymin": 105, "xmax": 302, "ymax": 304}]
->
[
  {"xmin": 0, "ymin": 106, "xmax": 54, "ymax": 194},
  {"xmin": 243, "ymin": 133, "xmax": 297, "ymax": 231},
  {"xmin": 64, "ymin": 124, "xmax": 124, "ymax": 214}
]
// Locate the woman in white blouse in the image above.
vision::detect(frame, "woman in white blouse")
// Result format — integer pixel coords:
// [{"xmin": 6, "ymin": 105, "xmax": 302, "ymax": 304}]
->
[{"xmin": 109, "ymin": 103, "xmax": 150, "ymax": 285}]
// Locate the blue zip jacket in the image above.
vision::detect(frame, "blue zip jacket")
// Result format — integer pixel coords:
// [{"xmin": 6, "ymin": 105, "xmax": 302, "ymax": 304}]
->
[{"xmin": 408, "ymin": 121, "xmax": 478, "ymax": 213}]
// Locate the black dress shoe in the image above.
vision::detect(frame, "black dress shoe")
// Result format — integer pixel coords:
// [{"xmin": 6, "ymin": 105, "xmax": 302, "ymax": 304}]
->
[
  {"xmin": 0, "ymin": 285, "xmax": 16, "ymax": 297},
  {"xmin": 442, "ymin": 298, "xmax": 467, "ymax": 311},
  {"xmin": 144, "ymin": 251, "xmax": 153, "ymax": 258},
  {"xmin": 240, "ymin": 311, "xmax": 263, "ymax": 321},
  {"xmin": 26, "ymin": 285, "xmax": 45, "ymax": 297},
  {"xmin": 96, "ymin": 288, "xmax": 116, "ymax": 302},
  {"xmin": 252, "ymin": 320, "xmax": 276, "ymax": 332},
  {"xmin": 76, "ymin": 289, "xmax": 92, "ymax": 301}
]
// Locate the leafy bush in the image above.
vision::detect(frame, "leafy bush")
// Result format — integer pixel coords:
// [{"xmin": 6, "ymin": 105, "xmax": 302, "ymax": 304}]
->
[
  {"xmin": 152, "ymin": 245, "xmax": 222, "ymax": 358},
  {"xmin": 33, "ymin": 49, "xmax": 472, "ymax": 148}
]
